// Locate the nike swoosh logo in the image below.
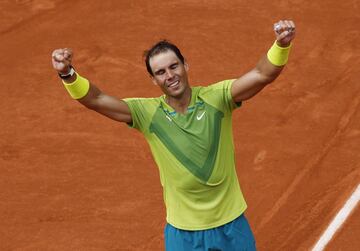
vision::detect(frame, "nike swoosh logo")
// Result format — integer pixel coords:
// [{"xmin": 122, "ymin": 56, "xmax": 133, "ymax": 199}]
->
[{"xmin": 196, "ymin": 111, "xmax": 206, "ymax": 120}]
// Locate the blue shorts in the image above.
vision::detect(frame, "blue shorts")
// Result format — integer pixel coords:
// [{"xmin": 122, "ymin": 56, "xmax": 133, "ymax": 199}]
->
[{"xmin": 164, "ymin": 214, "xmax": 256, "ymax": 251}]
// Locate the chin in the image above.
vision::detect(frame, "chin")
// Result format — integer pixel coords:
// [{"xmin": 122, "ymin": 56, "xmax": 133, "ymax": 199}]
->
[{"xmin": 167, "ymin": 86, "xmax": 186, "ymax": 98}]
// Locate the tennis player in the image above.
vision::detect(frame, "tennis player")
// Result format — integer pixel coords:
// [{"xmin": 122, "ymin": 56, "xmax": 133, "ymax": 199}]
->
[{"xmin": 52, "ymin": 20, "xmax": 296, "ymax": 251}]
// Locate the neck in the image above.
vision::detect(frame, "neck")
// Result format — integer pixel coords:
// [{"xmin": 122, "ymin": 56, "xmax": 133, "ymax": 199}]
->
[{"xmin": 166, "ymin": 87, "xmax": 192, "ymax": 114}]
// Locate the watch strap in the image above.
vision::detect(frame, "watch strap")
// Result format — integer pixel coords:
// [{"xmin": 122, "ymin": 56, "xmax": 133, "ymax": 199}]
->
[{"xmin": 58, "ymin": 66, "xmax": 75, "ymax": 79}]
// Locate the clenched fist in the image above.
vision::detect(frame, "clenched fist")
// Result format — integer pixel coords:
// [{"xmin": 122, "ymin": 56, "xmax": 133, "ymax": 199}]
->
[
  {"xmin": 273, "ymin": 20, "xmax": 296, "ymax": 47},
  {"xmin": 52, "ymin": 48, "xmax": 73, "ymax": 75}
]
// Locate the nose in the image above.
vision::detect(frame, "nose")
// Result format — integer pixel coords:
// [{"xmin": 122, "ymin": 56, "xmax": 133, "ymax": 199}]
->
[{"xmin": 165, "ymin": 69, "xmax": 175, "ymax": 80}]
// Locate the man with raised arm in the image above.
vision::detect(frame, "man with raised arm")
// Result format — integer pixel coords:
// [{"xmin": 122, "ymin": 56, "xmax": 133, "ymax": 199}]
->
[{"xmin": 52, "ymin": 20, "xmax": 295, "ymax": 251}]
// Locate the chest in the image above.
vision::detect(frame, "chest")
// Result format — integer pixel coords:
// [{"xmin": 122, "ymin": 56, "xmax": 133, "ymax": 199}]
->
[{"xmin": 149, "ymin": 102, "xmax": 224, "ymax": 183}]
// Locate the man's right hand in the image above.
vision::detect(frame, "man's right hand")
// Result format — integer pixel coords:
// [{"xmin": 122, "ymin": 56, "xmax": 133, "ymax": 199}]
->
[
  {"xmin": 52, "ymin": 47, "xmax": 132, "ymax": 123},
  {"xmin": 52, "ymin": 48, "xmax": 73, "ymax": 75}
]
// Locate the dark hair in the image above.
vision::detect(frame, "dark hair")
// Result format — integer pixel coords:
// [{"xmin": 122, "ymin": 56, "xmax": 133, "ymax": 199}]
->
[{"xmin": 144, "ymin": 40, "xmax": 185, "ymax": 76}]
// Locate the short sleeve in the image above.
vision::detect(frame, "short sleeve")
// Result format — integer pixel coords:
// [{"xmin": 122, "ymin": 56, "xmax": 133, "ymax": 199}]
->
[
  {"xmin": 122, "ymin": 98, "xmax": 157, "ymax": 132},
  {"xmin": 200, "ymin": 79, "xmax": 241, "ymax": 114}
]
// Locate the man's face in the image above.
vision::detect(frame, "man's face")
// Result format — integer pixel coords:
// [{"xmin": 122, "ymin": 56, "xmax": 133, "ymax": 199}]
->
[{"xmin": 149, "ymin": 50, "xmax": 189, "ymax": 98}]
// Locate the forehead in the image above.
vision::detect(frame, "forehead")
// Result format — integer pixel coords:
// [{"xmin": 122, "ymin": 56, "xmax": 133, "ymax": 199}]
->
[{"xmin": 149, "ymin": 50, "xmax": 181, "ymax": 70}]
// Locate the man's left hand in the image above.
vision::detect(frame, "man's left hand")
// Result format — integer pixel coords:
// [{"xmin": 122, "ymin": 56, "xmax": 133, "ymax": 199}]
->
[{"xmin": 273, "ymin": 20, "xmax": 296, "ymax": 47}]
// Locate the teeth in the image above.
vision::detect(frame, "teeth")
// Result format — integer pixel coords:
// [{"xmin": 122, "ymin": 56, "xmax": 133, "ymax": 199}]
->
[{"xmin": 169, "ymin": 81, "xmax": 179, "ymax": 88}]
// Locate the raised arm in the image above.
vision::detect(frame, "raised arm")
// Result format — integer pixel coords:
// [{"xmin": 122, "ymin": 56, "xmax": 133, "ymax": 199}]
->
[
  {"xmin": 231, "ymin": 20, "xmax": 296, "ymax": 102},
  {"xmin": 52, "ymin": 48, "xmax": 132, "ymax": 123}
]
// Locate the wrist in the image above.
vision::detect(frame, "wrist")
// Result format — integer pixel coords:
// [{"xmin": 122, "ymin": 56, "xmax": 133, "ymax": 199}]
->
[
  {"xmin": 276, "ymin": 40, "xmax": 291, "ymax": 48},
  {"xmin": 58, "ymin": 65, "xmax": 75, "ymax": 79},
  {"xmin": 62, "ymin": 72, "xmax": 90, "ymax": 99},
  {"xmin": 267, "ymin": 40, "xmax": 292, "ymax": 66}
]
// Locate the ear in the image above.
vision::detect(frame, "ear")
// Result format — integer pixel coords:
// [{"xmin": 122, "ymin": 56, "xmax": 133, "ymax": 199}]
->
[
  {"xmin": 184, "ymin": 61, "xmax": 189, "ymax": 71},
  {"xmin": 150, "ymin": 75, "xmax": 158, "ymax": 86}
]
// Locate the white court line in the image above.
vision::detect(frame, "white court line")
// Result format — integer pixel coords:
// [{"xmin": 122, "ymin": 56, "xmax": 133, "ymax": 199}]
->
[{"xmin": 312, "ymin": 184, "xmax": 360, "ymax": 251}]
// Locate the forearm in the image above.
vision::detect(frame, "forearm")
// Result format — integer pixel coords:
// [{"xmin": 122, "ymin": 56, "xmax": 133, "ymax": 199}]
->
[
  {"xmin": 61, "ymin": 71, "xmax": 104, "ymax": 109},
  {"xmin": 77, "ymin": 82, "xmax": 104, "ymax": 109},
  {"xmin": 52, "ymin": 48, "xmax": 132, "ymax": 123},
  {"xmin": 60, "ymin": 72, "xmax": 132, "ymax": 123},
  {"xmin": 231, "ymin": 40, "xmax": 293, "ymax": 102},
  {"xmin": 253, "ymin": 20, "xmax": 295, "ymax": 85},
  {"xmin": 254, "ymin": 52, "xmax": 285, "ymax": 85}
]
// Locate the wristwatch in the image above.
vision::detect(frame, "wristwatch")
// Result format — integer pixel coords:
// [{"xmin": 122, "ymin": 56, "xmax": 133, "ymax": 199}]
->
[{"xmin": 58, "ymin": 66, "xmax": 75, "ymax": 79}]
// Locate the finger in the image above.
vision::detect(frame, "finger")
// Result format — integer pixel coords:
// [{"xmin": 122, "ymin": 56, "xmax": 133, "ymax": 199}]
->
[
  {"xmin": 54, "ymin": 53, "xmax": 64, "ymax": 62},
  {"xmin": 274, "ymin": 20, "xmax": 288, "ymax": 37},
  {"xmin": 64, "ymin": 48, "xmax": 73, "ymax": 54},
  {"xmin": 55, "ymin": 49, "xmax": 71, "ymax": 62},
  {"xmin": 52, "ymin": 49, "xmax": 65, "ymax": 62},
  {"xmin": 289, "ymin": 20, "xmax": 296, "ymax": 32},
  {"xmin": 52, "ymin": 58, "xmax": 70, "ymax": 72},
  {"xmin": 284, "ymin": 20, "xmax": 294, "ymax": 33},
  {"xmin": 52, "ymin": 49, "xmax": 63, "ymax": 59},
  {"xmin": 277, "ymin": 30, "xmax": 290, "ymax": 41},
  {"xmin": 274, "ymin": 21, "xmax": 282, "ymax": 33},
  {"xmin": 274, "ymin": 22, "xmax": 281, "ymax": 34},
  {"xmin": 64, "ymin": 51, "xmax": 71, "ymax": 60},
  {"xmin": 62, "ymin": 58, "xmax": 71, "ymax": 66},
  {"xmin": 63, "ymin": 48, "xmax": 73, "ymax": 60},
  {"xmin": 289, "ymin": 20, "xmax": 295, "ymax": 28},
  {"xmin": 276, "ymin": 20, "xmax": 295, "ymax": 35},
  {"xmin": 279, "ymin": 20, "xmax": 286, "ymax": 32},
  {"xmin": 284, "ymin": 20, "xmax": 291, "ymax": 28}
]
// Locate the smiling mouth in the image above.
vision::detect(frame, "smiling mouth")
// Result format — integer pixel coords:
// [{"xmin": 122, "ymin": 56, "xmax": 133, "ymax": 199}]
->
[{"xmin": 168, "ymin": 80, "xmax": 179, "ymax": 88}]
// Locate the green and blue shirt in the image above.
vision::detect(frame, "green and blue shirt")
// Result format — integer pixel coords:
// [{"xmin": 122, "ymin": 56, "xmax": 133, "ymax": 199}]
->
[{"xmin": 123, "ymin": 79, "xmax": 247, "ymax": 230}]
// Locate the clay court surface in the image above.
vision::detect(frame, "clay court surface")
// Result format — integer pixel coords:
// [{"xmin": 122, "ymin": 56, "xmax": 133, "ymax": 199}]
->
[{"xmin": 0, "ymin": 0, "xmax": 359, "ymax": 250}]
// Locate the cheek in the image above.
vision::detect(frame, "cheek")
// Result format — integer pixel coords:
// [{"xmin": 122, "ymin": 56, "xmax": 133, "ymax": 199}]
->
[{"xmin": 153, "ymin": 77, "xmax": 164, "ymax": 86}]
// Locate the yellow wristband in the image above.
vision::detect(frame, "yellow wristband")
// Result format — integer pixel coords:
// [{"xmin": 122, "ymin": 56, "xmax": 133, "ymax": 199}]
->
[
  {"xmin": 267, "ymin": 41, "xmax": 292, "ymax": 66},
  {"xmin": 62, "ymin": 73, "xmax": 90, "ymax": 99}
]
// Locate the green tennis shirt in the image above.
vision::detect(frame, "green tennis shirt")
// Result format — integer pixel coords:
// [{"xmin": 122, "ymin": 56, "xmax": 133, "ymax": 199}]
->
[{"xmin": 123, "ymin": 79, "xmax": 247, "ymax": 230}]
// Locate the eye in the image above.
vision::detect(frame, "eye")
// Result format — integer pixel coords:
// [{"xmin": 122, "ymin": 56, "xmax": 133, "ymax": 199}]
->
[
  {"xmin": 155, "ymin": 70, "xmax": 165, "ymax": 75},
  {"xmin": 170, "ymin": 63, "xmax": 178, "ymax": 69}
]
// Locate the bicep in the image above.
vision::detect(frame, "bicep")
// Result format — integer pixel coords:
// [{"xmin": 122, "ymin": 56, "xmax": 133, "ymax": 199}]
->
[
  {"xmin": 78, "ymin": 83, "xmax": 132, "ymax": 123},
  {"xmin": 231, "ymin": 69, "xmax": 268, "ymax": 102},
  {"xmin": 231, "ymin": 55, "xmax": 284, "ymax": 102}
]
